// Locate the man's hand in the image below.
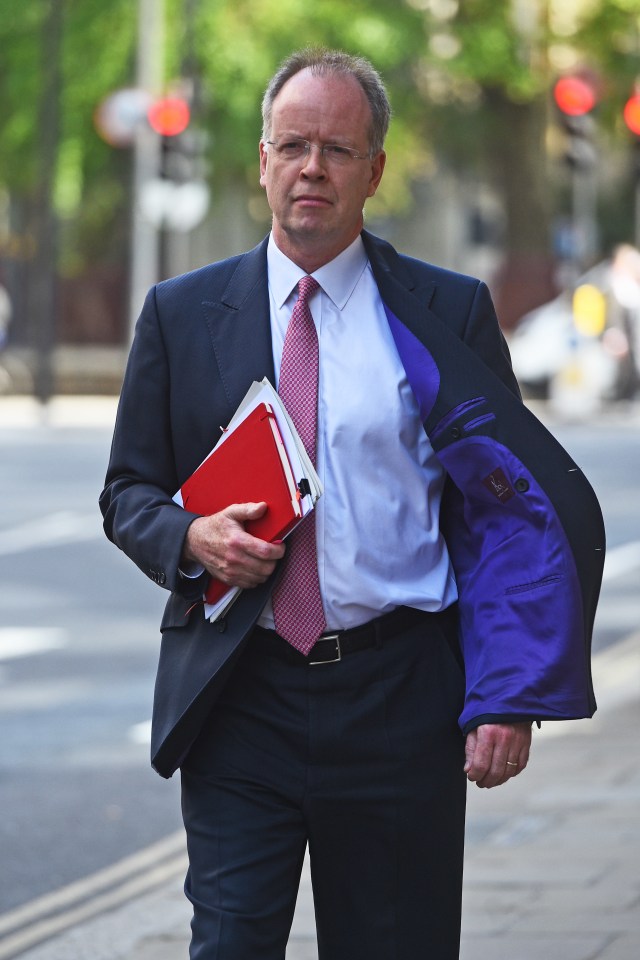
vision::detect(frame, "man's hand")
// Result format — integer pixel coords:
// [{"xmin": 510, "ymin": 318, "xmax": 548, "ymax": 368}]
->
[
  {"xmin": 182, "ymin": 502, "xmax": 286, "ymax": 590},
  {"xmin": 464, "ymin": 722, "xmax": 532, "ymax": 788}
]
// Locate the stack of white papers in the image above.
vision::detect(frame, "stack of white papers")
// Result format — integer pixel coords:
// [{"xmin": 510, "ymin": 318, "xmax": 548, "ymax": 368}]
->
[{"xmin": 176, "ymin": 378, "xmax": 323, "ymax": 622}]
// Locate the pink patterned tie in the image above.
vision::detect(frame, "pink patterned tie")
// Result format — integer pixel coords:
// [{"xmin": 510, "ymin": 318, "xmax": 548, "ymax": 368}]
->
[{"xmin": 272, "ymin": 276, "xmax": 326, "ymax": 654}]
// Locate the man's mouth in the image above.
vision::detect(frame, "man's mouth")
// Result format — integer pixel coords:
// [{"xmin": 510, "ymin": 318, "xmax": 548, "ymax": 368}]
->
[{"xmin": 294, "ymin": 195, "xmax": 332, "ymax": 207}]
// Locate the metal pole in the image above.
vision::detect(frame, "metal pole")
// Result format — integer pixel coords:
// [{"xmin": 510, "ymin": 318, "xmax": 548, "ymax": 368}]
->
[{"xmin": 128, "ymin": 0, "xmax": 164, "ymax": 342}]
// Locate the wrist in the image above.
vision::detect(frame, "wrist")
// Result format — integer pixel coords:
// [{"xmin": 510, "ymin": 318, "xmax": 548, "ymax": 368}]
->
[{"xmin": 182, "ymin": 517, "xmax": 204, "ymax": 565}]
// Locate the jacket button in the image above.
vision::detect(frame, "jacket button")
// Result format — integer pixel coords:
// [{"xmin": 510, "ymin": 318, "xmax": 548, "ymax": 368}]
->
[
  {"xmin": 515, "ymin": 478, "xmax": 530, "ymax": 493},
  {"xmin": 451, "ymin": 426, "xmax": 461, "ymax": 439},
  {"xmin": 158, "ymin": 572, "xmax": 166, "ymax": 585}
]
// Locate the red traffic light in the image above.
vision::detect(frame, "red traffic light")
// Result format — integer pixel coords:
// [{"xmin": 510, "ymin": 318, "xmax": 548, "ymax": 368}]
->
[
  {"xmin": 553, "ymin": 76, "xmax": 597, "ymax": 116},
  {"xmin": 147, "ymin": 97, "xmax": 190, "ymax": 136},
  {"xmin": 624, "ymin": 93, "xmax": 640, "ymax": 136}
]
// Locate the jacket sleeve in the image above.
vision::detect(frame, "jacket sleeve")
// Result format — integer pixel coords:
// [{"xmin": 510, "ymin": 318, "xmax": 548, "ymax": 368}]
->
[{"xmin": 99, "ymin": 286, "xmax": 204, "ymax": 598}]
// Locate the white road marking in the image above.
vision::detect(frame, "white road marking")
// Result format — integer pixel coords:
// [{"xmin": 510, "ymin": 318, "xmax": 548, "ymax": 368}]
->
[
  {"xmin": 0, "ymin": 831, "xmax": 186, "ymax": 959},
  {"xmin": 0, "ymin": 511, "xmax": 102, "ymax": 557},
  {"xmin": 0, "ymin": 395, "xmax": 118, "ymax": 429},
  {"xmin": 128, "ymin": 720, "xmax": 152, "ymax": 745},
  {"xmin": 590, "ymin": 632, "xmax": 640, "ymax": 705},
  {"xmin": 602, "ymin": 539, "xmax": 640, "ymax": 582},
  {"xmin": 0, "ymin": 628, "xmax": 67, "ymax": 661}
]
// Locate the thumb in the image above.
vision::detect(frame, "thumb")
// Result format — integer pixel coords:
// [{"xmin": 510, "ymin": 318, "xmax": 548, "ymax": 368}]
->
[
  {"xmin": 225, "ymin": 501, "xmax": 268, "ymax": 524},
  {"xmin": 464, "ymin": 730, "xmax": 477, "ymax": 773}
]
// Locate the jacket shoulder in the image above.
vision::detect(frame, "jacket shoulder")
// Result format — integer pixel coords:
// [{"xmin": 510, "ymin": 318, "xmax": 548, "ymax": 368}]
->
[
  {"xmin": 362, "ymin": 229, "xmax": 482, "ymax": 292},
  {"xmin": 398, "ymin": 251, "xmax": 483, "ymax": 292},
  {"xmin": 153, "ymin": 238, "xmax": 267, "ymax": 306}
]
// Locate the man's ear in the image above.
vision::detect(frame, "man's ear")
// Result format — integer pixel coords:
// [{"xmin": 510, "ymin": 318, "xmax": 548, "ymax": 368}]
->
[
  {"xmin": 367, "ymin": 150, "xmax": 386, "ymax": 199},
  {"xmin": 259, "ymin": 141, "xmax": 268, "ymax": 187}
]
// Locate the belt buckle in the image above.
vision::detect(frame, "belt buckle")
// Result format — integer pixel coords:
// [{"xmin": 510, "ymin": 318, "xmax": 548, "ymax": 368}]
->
[{"xmin": 308, "ymin": 633, "xmax": 341, "ymax": 666}]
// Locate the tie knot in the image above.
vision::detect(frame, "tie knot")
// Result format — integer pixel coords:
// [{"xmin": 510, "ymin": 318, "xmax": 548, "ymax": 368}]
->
[{"xmin": 297, "ymin": 275, "xmax": 320, "ymax": 304}]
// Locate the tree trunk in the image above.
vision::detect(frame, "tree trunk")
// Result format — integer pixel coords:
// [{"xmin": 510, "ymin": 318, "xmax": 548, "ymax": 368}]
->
[{"xmin": 484, "ymin": 90, "xmax": 559, "ymax": 329}]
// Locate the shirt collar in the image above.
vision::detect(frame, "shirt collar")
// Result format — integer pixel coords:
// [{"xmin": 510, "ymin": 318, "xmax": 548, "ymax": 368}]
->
[{"xmin": 267, "ymin": 234, "xmax": 369, "ymax": 310}]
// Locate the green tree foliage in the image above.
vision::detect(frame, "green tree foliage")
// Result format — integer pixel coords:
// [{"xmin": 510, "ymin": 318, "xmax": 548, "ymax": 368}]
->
[
  {"xmin": 0, "ymin": 0, "xmax": 137, "ymax": 272},
  {"xmin": 3, "ymin": 0, "xmax": 640, "ymax": 282}
]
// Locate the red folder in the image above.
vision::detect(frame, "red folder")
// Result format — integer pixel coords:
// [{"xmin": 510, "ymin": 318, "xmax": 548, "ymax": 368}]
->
[{"xmin": 179, "ymin": 402, "xmax": 303, "ymax": 605}]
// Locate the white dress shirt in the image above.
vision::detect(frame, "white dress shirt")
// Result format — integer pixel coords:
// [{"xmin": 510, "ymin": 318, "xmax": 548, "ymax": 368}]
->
[{"xmin": 259, "ymin": 234, "xmax": 457, "ymax": 631}]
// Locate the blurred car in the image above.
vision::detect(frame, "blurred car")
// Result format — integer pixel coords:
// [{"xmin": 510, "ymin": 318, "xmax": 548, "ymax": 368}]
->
[{"xmin": 508, "ymin": 251, "xmax": 640, "ymax": 406}]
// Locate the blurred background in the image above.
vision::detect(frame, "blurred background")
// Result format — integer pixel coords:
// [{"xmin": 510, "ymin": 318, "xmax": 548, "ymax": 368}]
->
[
  {"xmin": 2, "ymin": 0, "xmax": 640, "ymax": 408},
  {"xmin": 0, "ymin": 3, "xmax": 639, "ymax": 957}
]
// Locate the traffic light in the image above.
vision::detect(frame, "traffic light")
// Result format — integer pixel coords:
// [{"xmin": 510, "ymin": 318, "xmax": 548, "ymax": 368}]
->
[
  {"xmin": 147, "ymin": 96, "xmax": 196, "ymax": 182},
  {"xmin": 623, "ymin": 90, "xmax": 640, "ymax": 186},
  {"xmin": 553, "ymin": 76, "xmax": 597, "ymax": 117},
  {"xmin": 139, "ymin": 92, "xmax": 210, "ymax": 235},
  {"xmin": 553, "ymin": 74, "xmax": 598, "ymax": 170},
  {"xmin": 147, "ymin": 97, "xmax": 190, "ymax": 137},
  {"xmin": 624, "ymin": 92, "xmax": 640, "ymax": 136}
]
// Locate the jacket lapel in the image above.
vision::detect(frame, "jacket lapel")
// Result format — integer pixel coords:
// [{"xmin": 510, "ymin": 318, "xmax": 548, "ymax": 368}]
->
[
  {"xmin": 201, "ymin": 237, "xmax": 276, "ymax": 419},
  {"xmin": 363, "ymin": 229, "xmax": 437, "ymax": 325},
  {"xmin": 364, "ymin": 229, "xmax": 517, "ymax": 429}
]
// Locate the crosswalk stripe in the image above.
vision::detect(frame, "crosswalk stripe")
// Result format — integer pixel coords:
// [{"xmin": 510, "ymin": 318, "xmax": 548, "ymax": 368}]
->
[
  {"xmin": 602, "ymin": 539, "xmax": 640, "ymax": 582},
  {"xmin": 0, "ymin": 511, "xmax": 101, "ymax": 557},
  {"xmin": 0, "ymin": 628, "xmax": 66, "ymax": 661},
  {"xmin": 128, "ymin": 720, "xmax": 152, "ymax": 744}
]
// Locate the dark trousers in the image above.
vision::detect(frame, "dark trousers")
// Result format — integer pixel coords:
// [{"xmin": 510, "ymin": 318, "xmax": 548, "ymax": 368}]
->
[{"xmin": 180, "ymin": 610, "xmax": 467, "ymax": 960}]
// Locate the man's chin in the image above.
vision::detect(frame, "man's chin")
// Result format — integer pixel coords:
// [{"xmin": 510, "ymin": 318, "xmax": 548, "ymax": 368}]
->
[
  {"xmin": 287, "ymin": 211, "xmax": 332, "ymax": 236},
  {"xmin": 282, "ymin": 221, "xmax": 333, "ymax": 249}
]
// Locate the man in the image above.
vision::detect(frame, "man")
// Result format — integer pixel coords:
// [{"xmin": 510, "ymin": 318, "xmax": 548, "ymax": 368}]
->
[{"xmin": 100, "ymin": 49, "xmax": 605, "ymax": 960}]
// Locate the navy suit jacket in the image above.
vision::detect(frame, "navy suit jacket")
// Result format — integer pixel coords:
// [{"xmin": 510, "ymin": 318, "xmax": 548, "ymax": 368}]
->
[{"xmin": 100, "ymin": 231, "xmax": 605, "ymax": 778}]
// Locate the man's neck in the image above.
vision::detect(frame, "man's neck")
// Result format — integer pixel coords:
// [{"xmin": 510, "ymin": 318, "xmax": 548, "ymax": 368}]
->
[{"xmin": 270, "ymin": 225, "xmax": 363, "ymax": 275}]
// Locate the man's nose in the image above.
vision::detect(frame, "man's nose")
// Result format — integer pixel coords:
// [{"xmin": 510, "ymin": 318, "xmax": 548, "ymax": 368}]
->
[{"xmin": 300, "ymin": 143, "xmax": 328, "ymax": 177}]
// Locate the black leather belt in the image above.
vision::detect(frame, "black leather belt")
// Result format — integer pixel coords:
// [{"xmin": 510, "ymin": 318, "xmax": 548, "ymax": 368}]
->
[{"xmin": 252, "ymin": 605, "xmax": 433, "ymax": 665}]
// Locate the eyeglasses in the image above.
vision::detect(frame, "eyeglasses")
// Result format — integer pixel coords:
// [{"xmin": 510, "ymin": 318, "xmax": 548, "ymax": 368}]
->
[{"xmin": 264, "ymin": 138, "xmax": 372, "ymax": 166}]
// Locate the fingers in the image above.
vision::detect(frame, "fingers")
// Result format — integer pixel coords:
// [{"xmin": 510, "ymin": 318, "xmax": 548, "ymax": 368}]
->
[
  {"xmin": 183, "ymin": 503, "xmax": 286, "ymax": 589},
  {"xmin": 464, "ymin": 722, "xmax": 532, "ymax": 789}
]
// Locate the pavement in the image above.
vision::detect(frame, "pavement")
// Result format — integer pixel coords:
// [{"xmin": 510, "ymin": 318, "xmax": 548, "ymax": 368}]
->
[{"xmin": 1, "ymin": 395, "xmax": 639, "ymax": 959}]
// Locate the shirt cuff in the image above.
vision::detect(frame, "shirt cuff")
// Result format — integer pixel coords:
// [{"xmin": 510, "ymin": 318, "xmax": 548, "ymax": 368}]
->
[{"xmin": 179, "ymin": 561, "xmax": 205, "ymax": 579}]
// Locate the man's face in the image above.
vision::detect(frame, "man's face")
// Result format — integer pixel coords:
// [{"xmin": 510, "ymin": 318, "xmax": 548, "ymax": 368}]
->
[{"xmin": 259, "ymin": 69, "xmax": 385, "ymax": 271}]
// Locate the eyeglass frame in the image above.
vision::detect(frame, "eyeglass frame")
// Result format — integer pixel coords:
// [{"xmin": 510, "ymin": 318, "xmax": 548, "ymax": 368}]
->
[{"xmin": 264, "ymin": 138, "xmax": 374, "ymax": 165}]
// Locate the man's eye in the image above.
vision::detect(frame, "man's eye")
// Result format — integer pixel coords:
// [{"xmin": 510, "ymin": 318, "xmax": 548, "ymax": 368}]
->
[
  {"xmin": 280, "ymin": 140, "xmax": 306, "ymax": 154},
  {"xmin": 325, "ymin": 144, "xmax": 351, "ymax": 158}
]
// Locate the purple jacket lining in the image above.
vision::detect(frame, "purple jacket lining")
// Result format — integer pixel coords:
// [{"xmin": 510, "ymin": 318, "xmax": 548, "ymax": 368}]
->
[{"xmin": 383, "ymin": 304, "xmax": 591, "ymax": 727}]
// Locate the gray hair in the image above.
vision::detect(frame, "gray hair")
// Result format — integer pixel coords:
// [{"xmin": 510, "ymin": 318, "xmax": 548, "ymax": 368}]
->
[{"xmin": 261, "ymin": 48, "xmax": 391, "ymax": 155}]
